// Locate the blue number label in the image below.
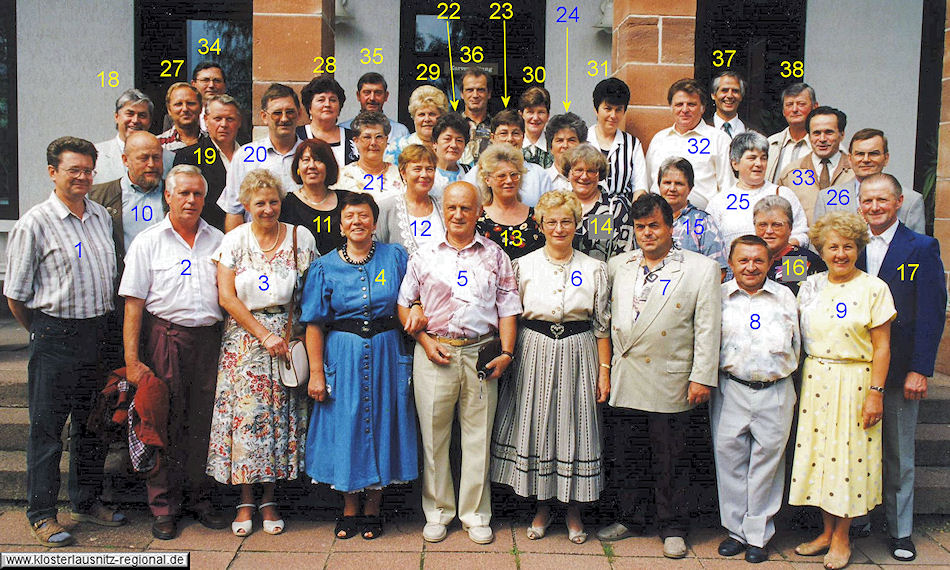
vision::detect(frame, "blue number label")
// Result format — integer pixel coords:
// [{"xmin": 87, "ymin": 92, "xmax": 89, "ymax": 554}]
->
[
  {"xmin": 555, "ymin": 6, "xmax": 579, "ymax": 22},
  {"xmin": 74, "ymin": 242, "xmax": 81, "ymax": 258},
  {"xmin": 683, "ymin": 217, "xmax": 705, "ymax": 235},
  {"xmin": 571, "ymin": 270, "xmax": 582, "ymax": 286},
  {"xmin": 660, "ymin": 279, "xmax": 671, "ymax": 295},
  {"xmin": 131, "ymin": 205, "xmax": 153, "ymax": 222},
  {"xmin": 409, "ymin": 220, "xmax": 432, "ymax": 237},
  {"xmin": 726, "ymin": 193, "xmax": 750, "ymax": 210},
  {"xmin": 836, "ymin": 302, "xmax": 847, "ymax": 318},
  {"xmin": 792, "ymin": 169, "xmax": 816, "ymax": 186},
  {"xmin": 180, "ymin": 259, "xmax": 191, "ymax": 276},
  {"xmin": 259, "ymin": 275, "xmax": 269, "ymax": 291},
  {"xmin": 687, "ymin": 138, "xmax": 710, "ymax": 155},
  {"xmin": 750, "ymin": 314, "xmax": 761, "ymax": 329},
  {"xmin": 826, "ymin": 188, "xmax": 850, "ymax": 206},
  {"xmin": 457, "ymin": 270, "xmax": 468, "ymax": 286},
  {"xmin": 362, "ymin": 173, "xmax": 384, "ymax": 191},
  {"xmin": 243, "ymin": 146, "xmax": 267, "ymax": 163}
]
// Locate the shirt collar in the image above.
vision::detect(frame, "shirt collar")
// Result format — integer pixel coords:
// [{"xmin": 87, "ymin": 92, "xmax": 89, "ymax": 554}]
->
[
  {"xmin": 157, "ymin": 213, "xmax": 213, "ymax": 241},
  {"xmin": 47, "ymin": 191, "xmax": 102, "ymax": 221},
  {"xmin": 121, "ymin": 174, "xmax": 163, "ymax": 195},
  {"xmin": 438, "ymin": 231, "xmax": 489, "ymax": 252},
  {"xmin": 588, "ymin": 125, "xmax": 624, "ymax": 152},
  {"xmin": 666, "ymin": 121, "xmax": 706, "ymax": 137},
  {"xmin": 262, "ymin": 135, "xmax": 304, "ymax": 156},
  {"xmin": 713, "ymin": 114, "xmax": 741, "ymax": 129},
  {"xmin": 114, "ymin": 134, "xmax": 125, "ymax": 151},
  {"xmin": 812, "ymin": 151, "xmax": 841, "ymax": 174},
  {"xmin": 209, "ymin": 136, "xmax": 239, "ymax": 156},
  {"xmin": 873, "ymin": 219, "xmax": 899, "ymax": 245},
  {"xmin": 725, "ymin": 277, "xmax": 782, "ymax": 298}
]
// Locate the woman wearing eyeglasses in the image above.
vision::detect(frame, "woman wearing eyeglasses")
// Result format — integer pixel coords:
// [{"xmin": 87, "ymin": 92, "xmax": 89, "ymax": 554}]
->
[
  {"xmin": 334, "ymin": 111, "xmax": 404, "ymax": 201},
  {"xmin": 475, "ymin": 143, "xmax": 544, "ymax": 260},
  {"xmin": 490, "ymin": 190, "xmax": 610, "ymax": 544}
]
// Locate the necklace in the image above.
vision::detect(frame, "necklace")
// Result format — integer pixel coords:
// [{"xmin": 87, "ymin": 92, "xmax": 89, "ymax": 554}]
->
[
  {"xmin": 341, "ymin": 240, "xmax": 376, "ymax": 265},
  {"xmin": 256, "ymin": 224, "xmax": 282, "ymax": 252},
  {"xmin": 298, "ymin": 188, "xmax": 334, "ymax": 210}
]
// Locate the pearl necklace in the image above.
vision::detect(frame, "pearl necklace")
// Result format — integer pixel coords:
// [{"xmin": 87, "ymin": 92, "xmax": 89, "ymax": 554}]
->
[{"xmin": 341, "ymin": 241, "xmax": 376, "ymax": 265}]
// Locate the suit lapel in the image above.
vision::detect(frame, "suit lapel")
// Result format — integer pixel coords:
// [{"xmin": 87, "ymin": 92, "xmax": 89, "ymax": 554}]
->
[
  {"xmin": 878, "ymin": 223, "xmax": 912, "ymax": 282},
  {"xmin": 831, "ymin": 152, "xmax": 851, "ymax": 184},
  {"xmin": 629, "ymin": 255, "xmax": 683, "ymax": 344},
  {"xmin": 613, "ymin": 261, "xmax": 639, "ymax": 354}
]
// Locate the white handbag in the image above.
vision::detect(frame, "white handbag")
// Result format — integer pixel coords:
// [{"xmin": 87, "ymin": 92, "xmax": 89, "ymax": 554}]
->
[{"xmin": 278, "ymin": 226, "xmax": 310, "ymax": 388}]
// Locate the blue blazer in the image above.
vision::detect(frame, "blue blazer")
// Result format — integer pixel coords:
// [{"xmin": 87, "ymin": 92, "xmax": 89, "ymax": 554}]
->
[{"xmin": 857, "ymin": 223, "xmax": 946, "ymax": 385}]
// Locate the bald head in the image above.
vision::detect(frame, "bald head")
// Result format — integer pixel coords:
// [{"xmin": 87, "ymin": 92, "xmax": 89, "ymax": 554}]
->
[
  {"xmin": 122, "ymin": 131, "xmax": 164, "ymax": 190},
  {"xmin": 442, "ymin": 181, "xmax": 482, "ymax": 246}
]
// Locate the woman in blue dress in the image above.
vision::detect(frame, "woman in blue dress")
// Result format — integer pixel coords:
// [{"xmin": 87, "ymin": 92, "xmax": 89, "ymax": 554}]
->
[{"xmin": 301, "ymin": 192, "xmax": 418, "ymax": 540}]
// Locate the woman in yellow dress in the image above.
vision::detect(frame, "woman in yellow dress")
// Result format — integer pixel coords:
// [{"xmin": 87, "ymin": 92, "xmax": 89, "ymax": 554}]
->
[{"xmin": 789, "ymin": 212, "xmax": 895, "ymax": 569}]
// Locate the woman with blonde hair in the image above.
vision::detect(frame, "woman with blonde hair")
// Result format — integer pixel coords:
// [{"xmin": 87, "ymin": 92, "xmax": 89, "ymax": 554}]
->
[
  {"xmin": 475, "ymin": 143, "xmax": 544, "ymax": 259},
  {"xmin": 384, "ymin": 85, "xmax": 449, "ymax": 163}
]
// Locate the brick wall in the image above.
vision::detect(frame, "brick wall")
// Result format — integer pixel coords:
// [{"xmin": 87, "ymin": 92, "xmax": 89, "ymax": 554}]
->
[
  {"xmin": 612, "ymin": 0, "xmax": 696, "ymax": 152},
  {"xmin": 252, "ymin": 0, "xmax": 335, "ymax": 128},
  {"xmin": 934, "ymin": 1, "xmax": 950, "ymax": 374}
]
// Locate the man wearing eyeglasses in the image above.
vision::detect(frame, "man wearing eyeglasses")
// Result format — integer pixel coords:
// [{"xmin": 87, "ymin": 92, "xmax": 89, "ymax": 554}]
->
[
  {"xmin": 5, "ymin": 137, "xmax": 127, "ymax": 547},
  {"xmin": 160, "ymin": 62, "xmax": 250, "ymax": 145}
]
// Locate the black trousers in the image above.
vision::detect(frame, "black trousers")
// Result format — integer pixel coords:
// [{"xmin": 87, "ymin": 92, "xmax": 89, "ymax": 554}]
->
[{"xmin": 604, "ymin": 406, "xmax": 691, "ymax": 538}]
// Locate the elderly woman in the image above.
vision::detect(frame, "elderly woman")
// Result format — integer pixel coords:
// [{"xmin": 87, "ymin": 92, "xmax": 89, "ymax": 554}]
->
[
  {"xmin": 561, "ymin": 143, "xmax": 633, "ymax": 261},
  {"xmin": 280, "ymin": 138, "xmax": 354, "ymax": 256},
  {"xmin": 491, "ymin": 190, "xmax": 609, "ymax": 544},
  {"xmin": 706, "ymin": 131, "xmax": 809, "ymax": 248},
  {"xmin": 475, "ymin": 143, "xmax": 544, "ymax": 259},
  {"xmin": 384, "ymin": 85, "xmax": 449, "ymax": 163},
  {"xmin": 297, "ymin": 75, "xmax": 358, "ymax": 167},
  {"xmin": 207, "ymin": 169, "xmax": 317, "ymax": 537},
  {"xmin": 790, "ymin": 212, "xmax": 895, "ymax": 570},
  {"xmin": 301, "ymin": 192, "xmax": 417, "ymax": 541},
  {"xmin": 753, "ymin": 195, "xmax": 826, "ymax": 295},
  {"xmin": 376, "ymin": 145, "xmax": 443, "ymax": 255},
  {"xmin": 334, "ymin": 111, "xmax": 405, "ymax": 200},
  {"xmin": 544, "ymin": 113, "xmax": 587, "ymax": 190},
  {"xmin": 657, "ymin": 157, "xmax": 727, "ymax": 275},
  {"xmin": 431, "ymin": 113, "xmax": 472, "ymax": 198}
]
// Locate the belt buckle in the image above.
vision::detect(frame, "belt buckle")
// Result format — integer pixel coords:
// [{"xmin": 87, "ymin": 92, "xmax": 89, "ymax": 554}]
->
[
  {"xmin": 550, "ymin": 323, "xmax": 564, "ymax": 338},
  {"xmin": 750, "ymin": 380, "xmax": 767, "ymax": 389}
]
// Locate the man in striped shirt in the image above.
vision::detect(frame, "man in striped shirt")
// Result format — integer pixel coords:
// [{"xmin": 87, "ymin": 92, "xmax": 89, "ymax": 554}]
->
[{"xmin": 5, "ymin": 137, "xmax": 127, "ymax": 547}]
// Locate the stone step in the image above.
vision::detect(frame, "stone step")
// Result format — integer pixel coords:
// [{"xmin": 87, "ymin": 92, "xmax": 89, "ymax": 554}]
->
[
  {"xmin": 0, "ymin": 407, "xmax": 32, "ymax": 449},
  {"xmin": 916, "ymin": 423, "xmax": 950, "ymax": 466},
  {"xmin": 920, "ymin": 383, "xmax": 950, "ymax": 424},
  {"xmin": 914, "ymin": 466, "xmax": 950, "ymax": 514},
  {"xmin": 0, "ymin": 449, "xmax": 146, "ymax": 504}
]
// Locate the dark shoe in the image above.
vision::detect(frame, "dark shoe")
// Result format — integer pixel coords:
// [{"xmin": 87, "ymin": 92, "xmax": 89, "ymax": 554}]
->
[
  {"xmin": 30, "ymin": 517, "xmax": 75, "ymax": 547},
  {"xmin": 361, "ymin": 515, "xmax": 383, "ymax": 540},
  {"xmin": 71, "ymin": 502, "xmax": 128, "ymax": 527},
  {"xmin": 718, "ymin": 537, "xmax": 746, "ymax": 556},
  {"xmin": 849, "ymin": 521, "xmax": 871, "ymax": 538},
  {"xmin": 152, "ymin": 515, "xmax": 178, "ymax": 540},
  {"xmin": 890, "ymin": 537, "xmax": 916, "ymax": 562},
  {"xmin": 190, "ymin": 506, "xmax": 228, "ymax": 530},
  {"xmin": 334, "ymin": 515, "xmax": 361, "ymax": 539},
  {"xmin": 745, "ymin": 546, "xmax": 768, "ymax": 563}
]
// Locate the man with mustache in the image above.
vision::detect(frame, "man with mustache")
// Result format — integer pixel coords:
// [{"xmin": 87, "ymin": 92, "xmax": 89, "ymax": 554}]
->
[
  {"xmin": 119, "ymin": 165, "xmax": 227, "ymax": 540},
  {"xmin": 712, "ymin": 235, "xmax": 800, "ymax": 564},
  {"xmin": 158, "ymin": 83, "xmax": 204, "ymax": 151},
  {"xmin": 765, "ymin": 83, "xmax": 818, "ymax": 183},
  {"xmin": 94, "ymin": 89, "xmax": 174, "ymax": 183}
]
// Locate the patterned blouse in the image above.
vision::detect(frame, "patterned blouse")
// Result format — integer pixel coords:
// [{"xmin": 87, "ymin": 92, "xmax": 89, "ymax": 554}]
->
[
  {"xmin": 672, "ymin": 203, "xmax": 727, "ymax": 269},
  {"xmin": 572, "ymin": 190, "xmax": 634, "ymax": 262},
  {"xmin": 476, "ymin": 207, "xmax": 545, "ymax": 260}
]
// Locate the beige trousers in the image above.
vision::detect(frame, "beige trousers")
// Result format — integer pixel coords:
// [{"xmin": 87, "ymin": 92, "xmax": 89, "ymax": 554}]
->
[{"xmin": 413, "ymin": 338, "xmax": 497, "ymax": 527}]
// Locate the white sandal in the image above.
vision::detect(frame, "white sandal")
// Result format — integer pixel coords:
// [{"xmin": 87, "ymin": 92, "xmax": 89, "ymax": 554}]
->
[
  {"xmin": 526, "ymin": 515, "xmax": 552, "ymax": 540},
  {"xmin": 232, "ymin": 503, "xmax": 255, "ymax": 536},
  {"xmin": 259, "ymin": 502, "xmax": 284, "ymax": 535}
]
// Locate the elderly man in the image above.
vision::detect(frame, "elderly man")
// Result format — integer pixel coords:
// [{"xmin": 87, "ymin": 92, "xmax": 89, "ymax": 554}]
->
[
  {"xmin": 89, "ymin": 130, "xmax": 166, "ymax": 271},
  {"xmin": 5, "ymin": 137, "xmax": 127, "ymax": 547},
  {"xmin": 813, "ymin": 129, "xmax": 925, "ymax": 233},
  {"xmin": 597, "ymin": 194, "xmax": 721, "ymax": 559},
  {"xmin": 94, "ymin": 89, "xmax": 174, "ymax": 183},
  {"xmin": 459, "ymin": 69, "xmax": 493, "ymax": 166},
  {"xmin": 713, "ymin": 235, "xmax": 800, "ymax": 564},
  {"xmin": 162, "ymin": 62, "xmax": 251, "ymax": 144},
  {"xmin": 765, "ymin": 83, "xmax": 818, "ymax": 183},
  {"xmin": 119, "ymin": 164, "xmax": 226, "ymax": 540},
  {"xmin": 709, "ymin": 71, "xmax": 750, "ymax": 138},
  {"xmin": 158, "ymin": 82, "xmax": 203, "ymax": 151},
  {"xmin": 646, "ymin": 78, "xmax": 734, "ymax": 210},
  {"xmin": 397, "ymin": 181, "xmax": 521, "ymax": 545},
  {"xmin": 338, "ymin": 72, "xmax": 410, "ymax": 139},
  {"xmin": 778, "ymin": 106, "xmax": 854, "ymax": 225},
  {"xmin": 218, "ymin": 83, "xmax": 303, "ymax": 231},
  {"xmin": 173, "ymin": 94, "xmax": 242, "ymax": 230},
  {"xmin": 856, "ymin": 173, "xmax": 946, "ymax": 561}
]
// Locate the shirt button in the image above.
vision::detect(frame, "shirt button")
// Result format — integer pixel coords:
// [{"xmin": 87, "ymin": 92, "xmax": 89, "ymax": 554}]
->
[
  {"xmin": 645, "ymin": 357, "xmax": 651, "ymax": 363},
  {"xmin": 363, "ymin": 386, "xmax": 368, "ymax": 391},
  {"xmin": 661, "ymin": 331, "xmax": 666, "ymax": 336},
  {"xmin": 363, "ymin": 295, "xmax": 368, "ymax": 299},
  {"xmin": 362, "ymin": 287, "xmax": 367, "ymax": 291},
  {"xmin": 363, "ymin": 397, "xmax": 369, "ymax": 402},
  {"xmin": 365, "ymin": 428, "xmax": 370, "ymax": 433}
]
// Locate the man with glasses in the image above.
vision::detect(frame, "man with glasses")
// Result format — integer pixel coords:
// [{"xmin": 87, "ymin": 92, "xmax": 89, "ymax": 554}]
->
[
  {"xmin": 95, "ymin": 89, "xmax": 175, "ymax": 184},
  {"xmin": 5, "ymin": 137, "xmax": 127, "ymax": 547},
  {"xmin": 217, "ymin": 83, "xmax": 304, "ymax": 231},
  {"xmin": 161, "ymin": 62, "xmax": 250, "ymax": 144}
]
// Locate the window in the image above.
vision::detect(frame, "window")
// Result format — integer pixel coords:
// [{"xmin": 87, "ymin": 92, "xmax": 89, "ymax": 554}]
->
[{"xmin": 0, "ymin": 0, "xmax": 17, "ymax": 219}]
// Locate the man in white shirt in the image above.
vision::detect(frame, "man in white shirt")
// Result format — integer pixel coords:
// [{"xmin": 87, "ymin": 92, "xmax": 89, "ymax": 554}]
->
[
  {"xmin": 712, "ymin": 235, "xmax": 800, "ymax": 564},
  {"xmin": 219, "ymin": 83, "xmax": 303, "ymax": 231},
  {"xmin": 461, "ymin": 110, "xmax": 554, "ymax": 206},
  {"xmin": 646, "ymin": 78, "xmax": 734, "ymax": 209},
  {"xmin": 94, "ymin": 89, "xmax": 174, "ymax": 184},
  {"xmin": 338, "ymin": 72, "xmax": 410, "ymax": 140},
  {"xmin": 120, "ymin": 164, "xmax": 226, "ymax": 541},
  {"xmin": 709, "ymin": 71, "xmax": 748, "ymax": 138},
  {"xmin": 765, "ymin": 83, "xmax": 818, "ymax": 182}
]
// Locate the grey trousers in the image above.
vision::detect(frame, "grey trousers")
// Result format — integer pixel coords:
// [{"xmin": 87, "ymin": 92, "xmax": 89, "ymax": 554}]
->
[
  {"xmin": 710, "ymin": 375, "xmax": 796, "ymax": 547},
  {"xmin": 883, "ymin": 382, "xmax": 919, "ymax": 539}
]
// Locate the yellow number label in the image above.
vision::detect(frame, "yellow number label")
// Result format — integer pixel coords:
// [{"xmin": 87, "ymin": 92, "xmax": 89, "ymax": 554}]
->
[
  {"xmin": 587, "ymin": 60, "xmax": 608, "ymax": 77},
  {"xmin": 312, "ymin": 215, "xmax": 331, "ymax": 232},
  {"xmin": 198, "ymin": 37, "xmax": 221, "ymax": 55},
  {"xmin": 460, "ymin": 46, "xmax": 484, "ymax": 64},
  {"xmin": 437, "ymin": 2, "xmax": 461, "ymax": 19},
  {"xmin": 780, "ymin": 60, "xmax": 804, "ymax": 78},
  {"xmin": 313, "ymin": 56, "xmax": 337, "ymax": 74},
  {"xmin": 592, "ymin": 217, "xmax": 612, "ymax": 234},
  {"xmin": 194, "ymin": 147, "xmax": 216, "ymax": 165},
  {"xmin": 898, "ymin": 263, "xmax": 919, "ymax": 281},
  {"xmin": 160, "ymin": 59, "xmax": 185, "ymax": 78},
  {"xmin": 97, "ymin": 71, "xmax": 119, "ymax": 87},
  {"xmin": 522, "ymin": 66, "xmax": 546, "ymax": 84},
  {"xmin": 490, "ymin": 2, "xmax": 513, "ymax": 19},
  {"xmin": 375, "ymin": 269, "xmax": 386, "ymax": 285},
  {"xmin": 360, "ymin": 48, "xmax": 383, "ymax": 65},
  {"xmin": 416, "ymin": 63, "xmax": 441, "ymax": 81},
  {"xmin": 500, "ymin": 229, "xmax": 524, "ymax": 247},
  {"xmin": 712, "ymin": 49, "xmax": 736, "ymax": 67}
]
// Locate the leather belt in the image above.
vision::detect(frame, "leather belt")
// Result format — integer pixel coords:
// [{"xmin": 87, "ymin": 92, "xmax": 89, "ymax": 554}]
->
[
  {"xmin": 328, "ymin": 316, "xmax": 398, "ymax": 338},
  {"xmin": 431, "ymin": 332, "xmax": 495, "ymax": 346},
  {"xmin": 257, "ymin": 305, "xmax": 287, "ymax": 314},
  {"xmin": 727, "ymin": 372, "xmax": 785, "ymax": 390},
  {"xmin": 522, "ymin": 319, "xmax": 591, "ymax": 339}
]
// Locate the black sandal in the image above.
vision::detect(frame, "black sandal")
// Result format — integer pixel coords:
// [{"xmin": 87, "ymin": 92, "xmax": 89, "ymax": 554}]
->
[
  {"xmin": 334, "ymin": 515, "xmax": 361, "ymax": 539},
  {"xmin": 361, "ymin": 515, "xmax": 383, "ymax": 540}
]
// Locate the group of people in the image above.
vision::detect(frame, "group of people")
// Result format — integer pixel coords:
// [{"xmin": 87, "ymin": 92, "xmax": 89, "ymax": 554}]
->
[{"xmin": 5, "ymin": 60, "xmax": 945, "ymax": 570}]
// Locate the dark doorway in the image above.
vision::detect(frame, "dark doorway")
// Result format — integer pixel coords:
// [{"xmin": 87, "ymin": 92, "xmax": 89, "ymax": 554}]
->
[
  {"xmin": 913, "ymin": 0, "xmax": 945, "ymax": 234},
  {"xmin": 0, "ymin": 0, "xmax": 16, "ymax": 219}
]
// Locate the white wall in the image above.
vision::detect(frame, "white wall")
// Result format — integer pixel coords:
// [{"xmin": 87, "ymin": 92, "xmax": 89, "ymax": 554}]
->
[{"xmin": 805, "ymin": 0, "xmax": 922, "ymax": 189}]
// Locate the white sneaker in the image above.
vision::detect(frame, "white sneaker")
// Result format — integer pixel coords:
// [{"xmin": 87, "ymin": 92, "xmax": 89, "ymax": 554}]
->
[
  {"xmin": 663, "ymin": 536, "xmax": 688, "ymax": 559},
  {"xmin": 423, "ymin": 522, "xmax": 447, "ymax": 542},
  {"xmin": 465, "ymin": 524, "xmax": 493, "ymax": 544}
]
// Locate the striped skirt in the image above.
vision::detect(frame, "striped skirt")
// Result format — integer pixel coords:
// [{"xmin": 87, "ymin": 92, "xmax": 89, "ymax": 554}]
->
[{"xmin": 490, "ymin": 326, "xmax": 604, "ymax": 503}]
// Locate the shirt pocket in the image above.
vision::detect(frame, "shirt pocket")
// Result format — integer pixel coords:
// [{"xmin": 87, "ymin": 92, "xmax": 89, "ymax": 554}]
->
[{"xmin": 150, "ymin": 255, "xmax": 188, "ymax": 282}]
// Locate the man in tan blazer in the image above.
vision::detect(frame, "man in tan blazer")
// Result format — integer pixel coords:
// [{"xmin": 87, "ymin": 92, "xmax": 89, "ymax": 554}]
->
[
  {"xmin": 765, "ymin": 83, "xmax": 818, "ymax": 183},
  {"xmin": 778, "ymin": 106, "xmax": 853, "ymax": 226},
  {"xmin": 596, "ymin": 194, "xmax": 721, "ymax": 559}
]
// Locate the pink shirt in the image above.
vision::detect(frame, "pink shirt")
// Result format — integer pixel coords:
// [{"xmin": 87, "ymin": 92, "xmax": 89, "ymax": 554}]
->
[{"xmin": 398, "ymin": 233, "xmax": 522, "ymax": 338}]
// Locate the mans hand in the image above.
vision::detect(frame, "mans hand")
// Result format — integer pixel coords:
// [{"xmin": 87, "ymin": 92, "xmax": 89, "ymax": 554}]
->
[
  {"xmin": 420, "ymin": 335, "xmax": 451, "ymax": 365},
  {"xmin": 404, "ymin": 304, "xmax": 429, "ymax": 335},
  {"xmin": 904, "ymin": 371, "xmax": 928, "ymax": 400},
  {"xmin": 687, "ymin": 382, "xmax": 711, "ymax": 405},
  {"xmin": 126, "ymin": 360, "xmax": 152, "ymax": 387},
  {"xmin": 484, "ymin": 353, "xmax": 513, "ymax": 381}
]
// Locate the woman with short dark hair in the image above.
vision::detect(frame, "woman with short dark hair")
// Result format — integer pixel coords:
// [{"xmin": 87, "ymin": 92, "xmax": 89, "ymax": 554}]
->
[{"xmin": 298, "ymin": 75, "xmax": 358, "ymax": 167}]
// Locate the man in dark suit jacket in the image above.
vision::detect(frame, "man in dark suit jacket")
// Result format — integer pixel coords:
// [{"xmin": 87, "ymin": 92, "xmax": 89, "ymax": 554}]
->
[
  {"xmin": 172, "ymin": 94, "xmax": 242, "ymax": 231},
  {"xmin": 856, "ymin": 173, "xmax": 946, "ymax": 562}
]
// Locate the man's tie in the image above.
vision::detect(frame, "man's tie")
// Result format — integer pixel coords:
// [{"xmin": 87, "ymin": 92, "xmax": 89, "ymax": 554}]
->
[
  {"xmin": 819, "ymin": 158, "xmax": 831, "ymax": 189},
  {"xmin": 722, "ymin": 122, "xmax": 733, "ymax": 138}
]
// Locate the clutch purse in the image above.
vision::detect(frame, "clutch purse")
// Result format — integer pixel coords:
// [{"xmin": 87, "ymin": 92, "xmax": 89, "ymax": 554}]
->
[
  {"xmin": 476, "ymin": 338, "xmax": 502, "ymax": 379},
  {"xmin": 278, "ymin": 339, "xmax": 309, "ymax": 388}
]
